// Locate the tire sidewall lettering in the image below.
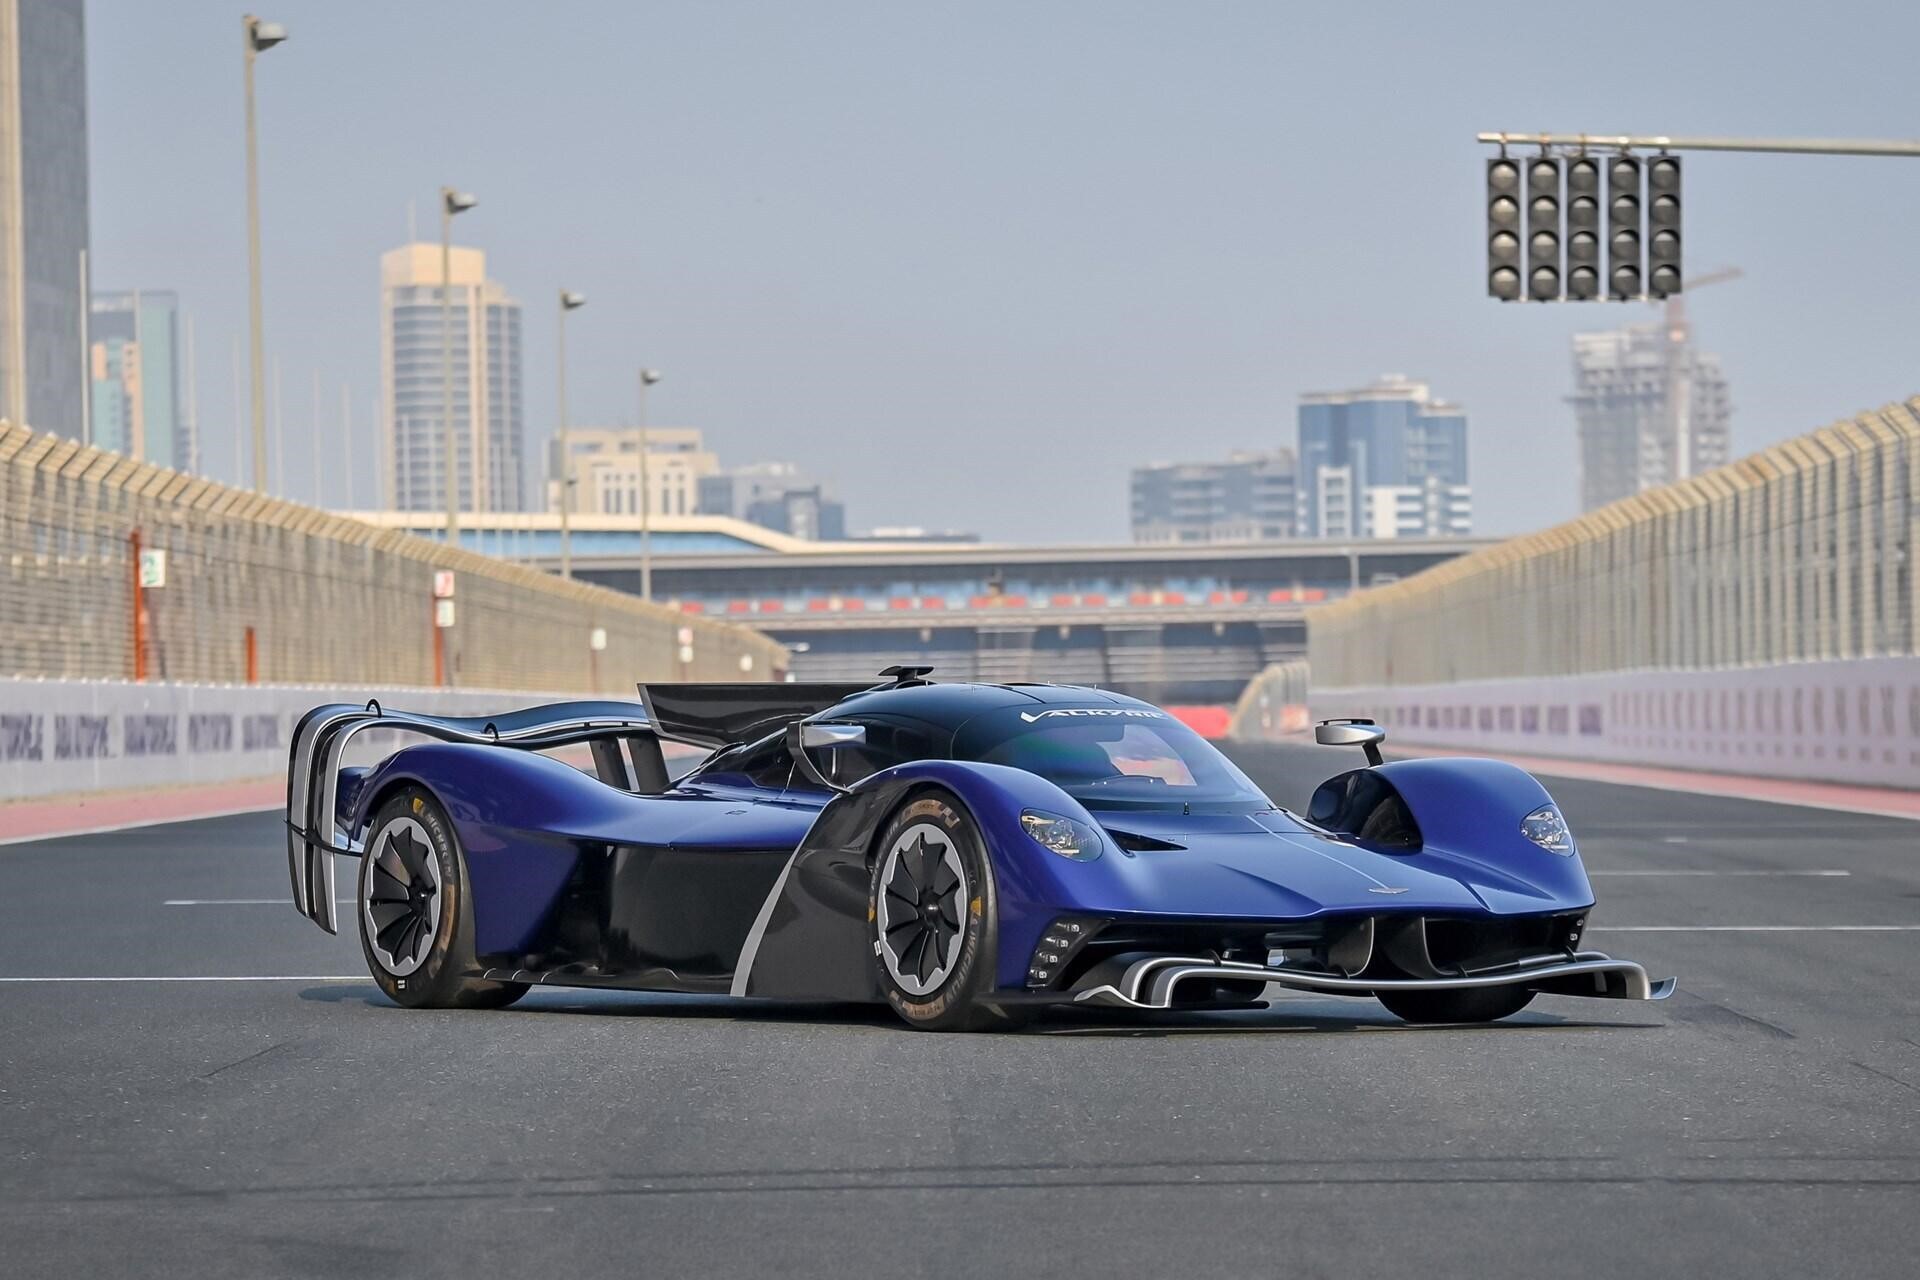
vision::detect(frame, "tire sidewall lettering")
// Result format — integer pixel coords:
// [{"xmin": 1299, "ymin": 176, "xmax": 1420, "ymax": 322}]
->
[{"xmin": 871, "ymin": 793, "xmax": 994, "ymax": 1026}]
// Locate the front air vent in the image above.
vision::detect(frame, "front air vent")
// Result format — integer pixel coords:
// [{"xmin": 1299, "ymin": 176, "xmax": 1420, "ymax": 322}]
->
[{"xmin": 1102, "ymin": 827, "xmax": 1186, "ymax": 853}]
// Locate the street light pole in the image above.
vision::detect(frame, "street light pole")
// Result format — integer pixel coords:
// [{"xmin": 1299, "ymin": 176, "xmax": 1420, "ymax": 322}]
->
[
  {"xmin": 1477, "ymin": 132, "xmax": 1920, "ymax": 158},
  {"xmin": 556, "ymin": 289, "xmax": 587, "ymax": 579},
  {"xmin": 439, "ymin": 187, "xmax": 477, "ymax": 544},
  {"xmin": 637, "ymin": 368, "xmax": 662, "ymax": 601},
  {"xmin": 241, "ymin": 15, "xmax": 287, "ymax": 492}
]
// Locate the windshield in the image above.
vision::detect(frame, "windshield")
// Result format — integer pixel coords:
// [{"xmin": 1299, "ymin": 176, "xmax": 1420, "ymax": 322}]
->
[{"xmin": 953, "ymin": 706, "xmax": 1272, "ymax": 812}]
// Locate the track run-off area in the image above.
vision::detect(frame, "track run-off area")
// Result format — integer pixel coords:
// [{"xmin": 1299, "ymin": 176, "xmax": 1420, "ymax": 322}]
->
[{"xmin": 2, "ymin": 741, "xmax": 1916, "ymax": 1278}]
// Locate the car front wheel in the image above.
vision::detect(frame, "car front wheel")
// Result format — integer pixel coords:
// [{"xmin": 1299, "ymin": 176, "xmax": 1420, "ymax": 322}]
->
[{"xmin": 869, "ymin": 791, "xmax": 1012, "ymax": 1032}]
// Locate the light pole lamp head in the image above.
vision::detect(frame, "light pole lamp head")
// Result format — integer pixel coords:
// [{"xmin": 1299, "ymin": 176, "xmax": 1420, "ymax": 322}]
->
[
  {"xmin": 442, "ymin": 188, "xmax": 478, "ymax": 216},
  {"xmin": 640, "ymin": 369, "xmax": 663, "ymax": 386},
  {"xmin": 246, "ymin": 16, "xmax": 288, "ymax": 51},
  {"xmin": 560, "ymin": 290, "xmax": 587, "ymax": 311}
]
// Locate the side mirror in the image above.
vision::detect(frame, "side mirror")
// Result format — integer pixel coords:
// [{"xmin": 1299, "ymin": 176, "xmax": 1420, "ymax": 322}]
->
[
  {"xmin": 786, "ymin": 721, "xmax": 865, "ymax": 791},
  {"xmin": 799, "ymin": 722, "xmax": 866, "ymax": 751},
  {"xmin": 1315, "ymin": 718, "xmax": 1384, "ymax": 767}
]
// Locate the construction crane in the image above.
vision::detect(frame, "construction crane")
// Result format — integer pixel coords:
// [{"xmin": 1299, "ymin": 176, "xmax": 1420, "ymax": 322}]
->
[
  {"xmin": 1657, "ymin": 266, "xmax": 1743, "ymax": 482},
  {"xmin": 1663, "ymin": 265, "xmax": 1744, "ymax": 336}
]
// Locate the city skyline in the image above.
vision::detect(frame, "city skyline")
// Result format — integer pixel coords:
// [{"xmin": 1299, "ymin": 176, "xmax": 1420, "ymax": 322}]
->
[
  {"xmin": 74, "ymin": 1, "xmax": 1920, "ymax": 542},
  {"xmin": 1131, "ymin": 375, "xmax": 1472, "ymax": 544}
]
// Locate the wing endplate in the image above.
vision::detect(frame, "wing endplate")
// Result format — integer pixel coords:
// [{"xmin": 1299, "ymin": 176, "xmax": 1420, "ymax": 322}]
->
[{"xmin": 284, "ymin": 699, "xmax": 654, "ymax": 934}]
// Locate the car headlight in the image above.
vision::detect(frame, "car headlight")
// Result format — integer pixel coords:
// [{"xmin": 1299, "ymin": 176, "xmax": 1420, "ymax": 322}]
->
[
  {"xmin": 1020, "ymin": 809, "xmax": 1103, "ymax": 861},
  {"xmin": 1521, "ymin": 804, "xmax": 1575, "ymax": 856}
]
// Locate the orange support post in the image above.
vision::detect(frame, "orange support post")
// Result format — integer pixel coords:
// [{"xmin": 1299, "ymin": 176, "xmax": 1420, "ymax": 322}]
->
[
  {"xmin": 129, "ymin": 529, "xmax": 147, "ymax": 682},
  {"xmin": 244, "ymin": 626, "xmax": 259, "ymax": 684}
]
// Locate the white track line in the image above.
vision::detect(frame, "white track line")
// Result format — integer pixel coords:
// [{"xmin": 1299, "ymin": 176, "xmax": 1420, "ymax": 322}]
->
[
  {"xmin": 1588, "ymin": 925, "xmax": 1920, "ymax": 932},
  {"xmin": 0, "ymin": 975, "xmax": 365, "ymax": 983},
  {"xmin": 1586, "ymin": 870, "xmax": 1850, "ymax": 878},
  {"xmin": 164, "ymin": 898, "xmax": 348, "ymax": 906}
]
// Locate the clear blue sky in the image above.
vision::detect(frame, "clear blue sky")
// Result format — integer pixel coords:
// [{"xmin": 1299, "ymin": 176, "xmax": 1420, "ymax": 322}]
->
[{"xmin": 88, "ymin": 1, "xmax": 1920, "ymax": 541}]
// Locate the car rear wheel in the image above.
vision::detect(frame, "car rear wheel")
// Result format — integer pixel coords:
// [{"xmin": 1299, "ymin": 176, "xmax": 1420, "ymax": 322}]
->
[
  {"xmin": 358, "ymin": 787, "xmax": 528, "ymax": 1010},
  {"xmin": 1376, "ymin": 985, "xmax": 1533, "ymax": 1024},
  {"xmin": 869, "ymin": 792, "xmax": 1012, "ymax": 1032}
]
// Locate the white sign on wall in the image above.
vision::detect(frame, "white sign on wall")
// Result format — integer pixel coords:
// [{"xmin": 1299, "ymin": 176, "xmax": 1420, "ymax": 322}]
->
[{"xmin": 138, "ymin": 548, "xmax": 167, "ymax": 589}]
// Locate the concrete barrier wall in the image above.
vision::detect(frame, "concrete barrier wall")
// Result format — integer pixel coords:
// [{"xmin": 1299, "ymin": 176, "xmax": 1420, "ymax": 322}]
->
[
  {"xmin": 0, "ymin": 678, "xmax": 604, "ymax": 803},
  {"xmin": 1301, "ymin": 657, "xmax": 1920, "ymax": 790}
]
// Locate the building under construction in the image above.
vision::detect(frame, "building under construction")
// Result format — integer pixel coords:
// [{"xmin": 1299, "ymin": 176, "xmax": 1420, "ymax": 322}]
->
[{"xmin": 1567, "ymin": 281, "xmax": 1734, "ymax": 513}]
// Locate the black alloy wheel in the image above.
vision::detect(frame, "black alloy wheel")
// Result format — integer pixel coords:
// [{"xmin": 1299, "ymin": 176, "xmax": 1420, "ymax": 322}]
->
[
  {"xmin": 868, "ymin": 792, "xmax": 1016, "ymax": 1032},
  {"xmin": 357, "ymin": 787, "xmax": 527, "ymax": 1010}
]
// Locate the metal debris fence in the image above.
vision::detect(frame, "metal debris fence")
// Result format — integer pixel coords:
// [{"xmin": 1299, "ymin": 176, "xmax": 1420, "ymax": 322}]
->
[
  {"xmin": 1309, "ymin": 399, "xmax": 1920, "ymax": 688},
  {"xmin": 0, "ymin": 422, "xmax": 786, "ymax": 690}
]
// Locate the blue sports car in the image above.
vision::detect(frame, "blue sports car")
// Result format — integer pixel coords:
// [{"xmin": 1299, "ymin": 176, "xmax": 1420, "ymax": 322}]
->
[{"xmin": 284, "ymin": 667, "xmax": 1673, "ymax": 1030}]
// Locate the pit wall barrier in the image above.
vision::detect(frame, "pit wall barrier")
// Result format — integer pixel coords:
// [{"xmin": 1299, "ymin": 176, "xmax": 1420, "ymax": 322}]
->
[
  {"xmin": 0, "ymin": 679, "xmax": 612, "ymax": 805},
  {"xmin": 1299, "ymin": 657, "xmax": 1920, "ymax": 790}
]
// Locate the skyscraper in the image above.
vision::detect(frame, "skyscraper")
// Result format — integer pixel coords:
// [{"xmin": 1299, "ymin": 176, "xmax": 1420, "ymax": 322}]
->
[
  {"xmin": 1568, "ymin": 318, "xmax": 1731, "ymax": 512},
  {"xmin": 0, "ymin": 0, "xmax": 89, "ymax": 437},
  {"xmin": 1129, "ymin": 450, "xmax": 1298, "ymax": 543},
  {"xmin": 89, "ymin": 291, "xmax": 191, "ymax": 470},
  {"xmin": 1296, "ymin": 375, "xmax": 1470, "ymax": 538},
  {"xmin": 380, "ymin": 243, "xmax": 524, "ymax": 512}
]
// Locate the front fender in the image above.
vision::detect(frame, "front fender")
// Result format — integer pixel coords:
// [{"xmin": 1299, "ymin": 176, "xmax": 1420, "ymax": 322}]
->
[
  {"xmin": 737, "ymin": 760, "xmax": 1114, "ymax": 999},
  {"xmin": 1373, "ymin": 757, "xmax": 1595, "ymax": 913},
  {"xmin": 742, "ymin": 760, "xmax": 1285, "ymax": 996}
]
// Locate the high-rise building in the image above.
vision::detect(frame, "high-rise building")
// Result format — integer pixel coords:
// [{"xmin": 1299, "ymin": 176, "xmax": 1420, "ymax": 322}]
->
[
  {"xmin": 1129, "ymin": 449, "xmax": 1298, "ymax": 543},
  {"xmin": 1362, "ymin": 477, "xmax": 1473, "ymax": 540},
  {"xmin": 0, "ymin": 0, "xmax": 89, "ymax": 437},
  {"xmin": 1568, "ymin": 319, "xmax": 1731, "ymax": 512},
  {"xmin": 88, "ymin": 291, "xmax": 191, "ymax": 470},
  {"xmin": 699, "ymin": 461, "xmax": 845, "ymax": 540},
  {"xmin": 380, "ymin": 243, "xmax": 524, "ymax": 512},
  {"xmin": 546, "ymin": 426, "xmax": 718, "ymax": 516},
  {"xmin": 1297, "ymin": 375, "xmax": 1469, "ymax": 537}
]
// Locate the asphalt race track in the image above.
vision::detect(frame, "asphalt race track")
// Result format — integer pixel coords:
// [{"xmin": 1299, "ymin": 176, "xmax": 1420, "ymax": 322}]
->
[{"xmin": 2, "ymin": 742, "xmax": 1916, "ymax": 1278}]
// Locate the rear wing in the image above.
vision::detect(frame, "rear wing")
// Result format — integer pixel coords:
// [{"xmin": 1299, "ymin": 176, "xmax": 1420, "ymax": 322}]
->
[
  {"xmin": 285, "ymin": 699, "xmax": 655, "ymax": 935},
  {"xmin": 636, "ymin": 681, "xmax": 875, "ymax": 749}
]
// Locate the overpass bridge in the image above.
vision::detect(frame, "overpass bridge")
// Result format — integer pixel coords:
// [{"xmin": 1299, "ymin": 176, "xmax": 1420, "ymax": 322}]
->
[{"xmin": 343, "ymin": 513, "xmax": 1488, "ymax": 704}]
